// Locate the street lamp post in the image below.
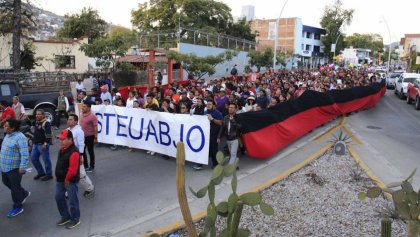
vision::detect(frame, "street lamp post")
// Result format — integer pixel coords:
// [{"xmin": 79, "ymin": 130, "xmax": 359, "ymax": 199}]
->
[
  {"xmin": 273, "ymin": 0, "xmax": 289, "ymax": 71},
  {"xmin": 381, "ymin": 16, "xmax": 392, "ymax": 73}
]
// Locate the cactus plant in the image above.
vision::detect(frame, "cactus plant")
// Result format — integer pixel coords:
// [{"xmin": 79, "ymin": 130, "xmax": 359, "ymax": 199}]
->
[
  {"xmin": 189, "ymin": 150, "xmax": 274, "ymax": 237},
  {"xmin": 176, "ymin": 142, "xmax": 198, "ymax": 237},
  {"xmin": 381, "ymin": 218, "xmax": 392, "ymax": 237},
  {"xmin": 359, "ymin": 168, "xmax": 419, "ymax": 237}
]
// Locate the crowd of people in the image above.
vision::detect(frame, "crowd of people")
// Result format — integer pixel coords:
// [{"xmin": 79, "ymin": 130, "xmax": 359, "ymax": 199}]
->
[{"xmin": 0, "ymin": 65, "xmax": 382, "ymax": 228}]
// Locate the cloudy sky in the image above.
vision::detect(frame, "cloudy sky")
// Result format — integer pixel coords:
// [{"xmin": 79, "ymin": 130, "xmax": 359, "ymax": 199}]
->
[{"xmin": 38, "ymin": 0, "xmax": 419, "ymax": 44}]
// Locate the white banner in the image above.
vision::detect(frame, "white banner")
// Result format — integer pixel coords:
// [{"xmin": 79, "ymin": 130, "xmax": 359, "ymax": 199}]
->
[{"xmin": 90, "ymin": 105, "xmax": 210, "ymax": 164}]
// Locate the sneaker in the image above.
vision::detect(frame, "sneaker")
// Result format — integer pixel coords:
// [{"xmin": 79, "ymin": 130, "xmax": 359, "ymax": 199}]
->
[
  {"xmin": 53, "ymin": 126, "xmax": 60, "ymax": 130},
  {"xmin": 146, "ymin": 150, "xmax": 151, "ymax": 154},
  {"xmin": 150, "ymin": 152, "xmax": 155, "ymax": 156},
  {"xmin": 86, "ymin": 167, "xmax": 94, "ymax": 173},
  {"xmin": 192, "ymin": 165, "xmax": 203, "ymax": 171},
  {"xmin": 7, "ymin": 208, "xmax": 24, "ymax": 217},
  {"xmin": 41, "ymin": 175, "xmax": 53, "ymax": 181},
  {"xmin": 22, "ymin": 191, "xmax": 31, "ymax": 204},
  {"xmin": 83, "ymin": 190, "xmax": 95, "ymax": 198},
  {"xmin": 56, "ymin": 218, "xmax": 71, "ymax": 226},
  {"xmin": 33, "ymin": 174, "xmax": 46, "ymax": 180},
  {"xmin": 66, "ymin": 220, "xmax": 81, "ymax": 229},
  {"xmin": 110, "ymin": 145, "xmax": 117, "ymax": 150}
]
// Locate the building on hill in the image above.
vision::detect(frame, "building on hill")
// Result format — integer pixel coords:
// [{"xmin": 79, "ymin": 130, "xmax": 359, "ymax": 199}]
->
[
  {"xmin": 250, "ymin": 17, "xmax": 328, "ymax": 68},
  {"xmin": 0, "ymin": 34, "xmax": 89, "ymax": 73}
]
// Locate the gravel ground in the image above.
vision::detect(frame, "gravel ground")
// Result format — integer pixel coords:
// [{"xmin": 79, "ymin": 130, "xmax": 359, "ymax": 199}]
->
[{"xmin": 174, "ymin": 149, "xmax": 407, "ymax": 237}]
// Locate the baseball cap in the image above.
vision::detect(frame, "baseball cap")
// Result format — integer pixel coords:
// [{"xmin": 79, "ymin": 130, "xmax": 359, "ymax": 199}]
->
[{"xmin": 57, "ymin": 129, "xmax": 73, "ymax": 140}]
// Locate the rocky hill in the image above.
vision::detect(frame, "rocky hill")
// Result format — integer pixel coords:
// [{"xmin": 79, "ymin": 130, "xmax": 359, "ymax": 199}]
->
[{"xmin": 27, "ymin": 6, "xmax": 65, "ymax": 40}]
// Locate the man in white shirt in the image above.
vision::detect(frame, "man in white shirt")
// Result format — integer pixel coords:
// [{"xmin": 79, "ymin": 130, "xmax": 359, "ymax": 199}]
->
[
  {"xmin": 66, "ymin": 114, "xmax": 95, "ymax": 198},
  {"xmin": 75, "ymin": 80, "xmax": 86, "ymax": 93}
]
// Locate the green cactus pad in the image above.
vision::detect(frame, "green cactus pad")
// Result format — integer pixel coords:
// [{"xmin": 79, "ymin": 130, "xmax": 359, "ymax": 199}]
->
[
  {"xmin": 240, "ymin": 192, "xmax": 262, "ymax": 206},
  {"xmin": 366, "ymin": 187, "xmax": 382, "ymax": 198}
]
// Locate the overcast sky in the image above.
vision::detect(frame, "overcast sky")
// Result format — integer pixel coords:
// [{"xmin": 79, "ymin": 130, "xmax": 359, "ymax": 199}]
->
[{"xmin": 38, "ymin": 0, "xmax": 420, "ymax": 44}]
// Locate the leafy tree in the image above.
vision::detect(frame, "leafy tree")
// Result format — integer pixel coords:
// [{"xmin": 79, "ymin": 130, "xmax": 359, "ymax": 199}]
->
[
  {"xmin": 80, "ymin": 35, "xmax": 132, "ymax": 72},
  {"xmin": 320, "ymin": 0, "xmax": 354, "ymax": 60},
  {"xmin": 57, "ymin": 7, "xmax": 108, "ymax": 43},
  {"xmin": 131, "ymin": 0, "xmax": 254, "ymax": 41},
  {"xmin": 167, "ymin": 50, "xmax": 237, "ymax": 79},
  {"xmin": 0, "ymin": 0, "xmax": 36, "ymax": 70},
  {"xmin": 345, "ymin": 33, "xmax": 383, "ymax": 54},
  {"xmin": 227, "ymin": 17, "xmax": 256, "ymax": 41},
  {"xmin": 248, "ymin": 48, "xmax": 275, "ymax": 72},
  {"xmin": 20, "ymin": 42, "xmax": 38, "ymax": 70}
]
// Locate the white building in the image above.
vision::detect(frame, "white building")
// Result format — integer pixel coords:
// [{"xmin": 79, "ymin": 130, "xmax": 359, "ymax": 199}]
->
[{"xmin": 241, "ymin": 5, "xmax": 255, "ymax": 21}]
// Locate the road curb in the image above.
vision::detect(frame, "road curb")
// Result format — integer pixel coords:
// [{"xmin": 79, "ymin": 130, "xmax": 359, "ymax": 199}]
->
[
  {"xmin": 143, "ymin": 143, "xmax": 334, "ymax": 237},
  {"xmin": 348, "ymin": 144, "xmax": 387, "ymax": 190}
]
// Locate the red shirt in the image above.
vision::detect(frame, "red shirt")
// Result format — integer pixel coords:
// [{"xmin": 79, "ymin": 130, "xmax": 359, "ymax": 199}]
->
[
  {"xmin": 1, "ymin": 107, "xmax": 16, "ymax": 125},
  {"xmin": 59, "ymin": 146, "xmax": 80, "ymax": 183},
  {"xmin": 80, "ymin": 111, "xmax": 98, "ymax": 137}
]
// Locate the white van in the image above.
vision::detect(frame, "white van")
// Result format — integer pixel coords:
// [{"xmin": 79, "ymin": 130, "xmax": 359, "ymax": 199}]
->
[{"xmin": 395, "ymin": 73, "xmax": 420, "ymax": 99}]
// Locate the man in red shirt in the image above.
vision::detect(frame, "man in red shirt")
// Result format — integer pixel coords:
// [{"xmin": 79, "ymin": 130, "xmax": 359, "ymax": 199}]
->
[
  {"xmin": 54, "ymin": 129, "xmax": 81, "ymax": 229},
  {"xmin": 0, "ymin": 100, "xmax": 16, "ymax": 127}
]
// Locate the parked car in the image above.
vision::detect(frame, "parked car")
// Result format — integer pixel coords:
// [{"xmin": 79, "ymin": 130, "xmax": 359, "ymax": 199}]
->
[
  {"xmin": 386, "ymin": 72, "xmax": 403, "ymax": 89},
  {"xmin": 375, "ymin": 68, "xmax": 387, "ymax": 79},
  {"xmin": 394, "ymin": 73, "xmax": 420, "ymax": 99},
  {"xmin": 406, "ymin": 78, "xmax": 420, "ymax": 110},
  {"xmin": 0, "ymin": 72, "xmax": 74, "ymax": 122}
]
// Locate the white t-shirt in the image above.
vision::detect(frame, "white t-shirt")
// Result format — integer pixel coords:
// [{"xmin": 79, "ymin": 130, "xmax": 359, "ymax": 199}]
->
[{"xmin": 126, "ymin": 98, "xmax": 136, "ymax": 108}]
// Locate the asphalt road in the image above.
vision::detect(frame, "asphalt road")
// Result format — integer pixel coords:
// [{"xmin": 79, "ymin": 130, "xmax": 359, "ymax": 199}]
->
[
  {"xmin": 0, "ymin": 88, "xmax": 419, "ymax": 237},
  {"xmin": 346, "ymin": 88, "xmax": 420, "ymax": 188}
]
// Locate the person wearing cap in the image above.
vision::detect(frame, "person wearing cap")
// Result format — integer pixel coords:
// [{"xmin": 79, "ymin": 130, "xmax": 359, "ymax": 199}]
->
[
  {"xmin": 215, "ymin": 88, "xmax": 229, "ymax": 112},
  {"xmin": 0, "ymin": 119, "xmax": 30, "ymax": 218},
  {"xmin": 244, "ymin": 96, "xmax": 257, "ymax": 112},
  {"xmin": 100, "ymin": 85, "xmax": 112, "ymax": 105},
  {"xmin": 55, "ymin": 129, "xmax": 81, "ymax": 229},
  {"xmin": 66, "ymin": 114, "xmax": 94, "ymax": 198}
]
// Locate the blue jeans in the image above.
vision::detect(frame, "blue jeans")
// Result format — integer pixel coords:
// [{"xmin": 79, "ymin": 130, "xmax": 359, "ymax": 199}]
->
[
  {"xmin": 55, "ymin": 182, "xmax": 80, "ymax": 222},
  {"xmin": 2, "ymin": 169, "xmax": 28, "ymax": 209},
  {"xmin": 30, "ymin": 144, "xmax": 52, "ymax": 177}
]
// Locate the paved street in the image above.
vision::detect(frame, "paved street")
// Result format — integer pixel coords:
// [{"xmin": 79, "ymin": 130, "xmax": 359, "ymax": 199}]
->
[
  {"xmin": 347, "ymin": 89, "xmax": 420, "ymax": 188},
  {"xmin": 1, "ymin": 88, "xmax": 419, "ymax": 237}
]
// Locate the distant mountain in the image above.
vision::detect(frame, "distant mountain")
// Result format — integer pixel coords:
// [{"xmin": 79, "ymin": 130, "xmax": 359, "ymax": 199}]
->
[{"xmin": 27, "ymin": 6, "xmax": 65, "ymax": 40}]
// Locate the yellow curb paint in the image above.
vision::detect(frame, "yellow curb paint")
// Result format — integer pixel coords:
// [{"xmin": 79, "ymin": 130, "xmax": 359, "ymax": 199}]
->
[
  {"xmin": 347, "ymin": 145, "xmax": 387, "ymax": 191},
  {"xmin": 314, "ymin": 116, "xmax": 347, "ymax": 142},
  {"xmin": 314, "ymin": 124, "xmax": 342, "ymax": 142},
  {"xmin": 144, "ymin": 143, "xmax": 333, "ymax": 237},
  {"xmin": 143, "ymin": 211, "xmax": 207, "ymax": 237},
  {"xmin": 339, "ymin": 116, "xmax": 347, "ymax": 125},
  {"xmin": 341, "ymin": 126, "xmax": 363, "ymax": 145}
]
